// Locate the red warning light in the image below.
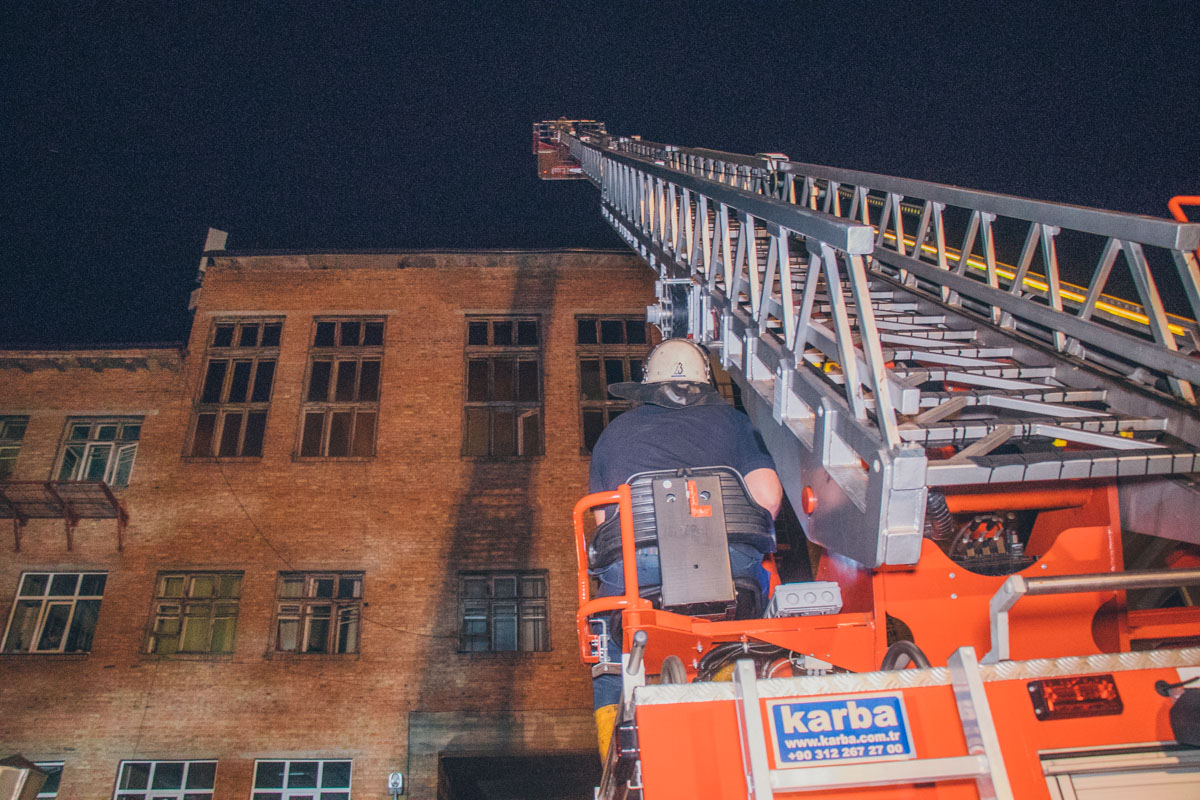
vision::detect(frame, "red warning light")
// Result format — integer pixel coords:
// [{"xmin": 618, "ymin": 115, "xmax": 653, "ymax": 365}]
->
[
  {"xmin": 1028, "ymin": 675, "xmax": 1123, "ymax": 721},
  {"xmin": 801, "ymin": 486, "xmax": 817, "ymax": 515}
]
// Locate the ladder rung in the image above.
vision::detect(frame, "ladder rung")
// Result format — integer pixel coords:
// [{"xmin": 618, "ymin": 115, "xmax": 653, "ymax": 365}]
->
[{"xmin": 769, "ymin": 755, "xmax": 990, "ymax": 793}]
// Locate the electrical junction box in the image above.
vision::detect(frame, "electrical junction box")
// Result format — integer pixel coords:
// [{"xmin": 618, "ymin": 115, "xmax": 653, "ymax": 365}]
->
[{"xmin": 766, "ymin": 581, "xmax": 843, "ymax": 618}]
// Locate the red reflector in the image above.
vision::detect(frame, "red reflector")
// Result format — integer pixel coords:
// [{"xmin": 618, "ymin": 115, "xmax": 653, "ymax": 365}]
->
[{"xmin": 1028, "ymin": 675, "xmax": 1123, "ymax": 720}]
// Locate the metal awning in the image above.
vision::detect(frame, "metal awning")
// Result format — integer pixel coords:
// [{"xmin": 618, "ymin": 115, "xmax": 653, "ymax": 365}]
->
[{"xmin": 0, "ymin": 481, "xmax": 128, "ymax": 551}]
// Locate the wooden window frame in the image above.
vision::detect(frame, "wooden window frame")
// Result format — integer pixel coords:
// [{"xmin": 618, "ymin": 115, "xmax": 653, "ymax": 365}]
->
[
  {"xmin": 1, "ymin": 571, "xmax": 107, "ymax": 654},
  {"xmin": 272, "ymin": 572, "xmax": 363, "ymax": 655},
  {"xmin": 113, "ymin": 760, "xmax": 216, "ymax": 799},
  {"xmin": 297, "ymin": 317, "xmax": 385, "ymax": 459},
  {"xmin": 0, "ymin": 415, "xmax": 28, "ymax": 480},
  {"xmin": 190, "ymin": 318, "xmax": 282, "ymax": 459},
  {"xmin": 146, "ymin": 572, "xmax": 243, "ymax": 656},
  {"xmin": 576, "ymin": 316, "xmax": 653, "ymax": 454},
  {"xmin": 462, "ymin": 316, "xmax": 543, "ymax": 459},
  {"xmin": 458, "ymin": 570, "xmax": 549, "ymax": 653},
  {"xmin": 251, "ymin": 759, "xmax": 352, "ymax": 799},
  {"xmin": 34, "ymin": 762, "xmax": 63, "ymax": 799},
  {"xmin": 54, "ymin": 417, "xmax": 142, "ymax": 488}
]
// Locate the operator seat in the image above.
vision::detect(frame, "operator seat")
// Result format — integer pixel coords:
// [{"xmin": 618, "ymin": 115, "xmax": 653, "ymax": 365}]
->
[{"xmin": 589, "ymin": 466, "xmax": 775, "ymax": 619}]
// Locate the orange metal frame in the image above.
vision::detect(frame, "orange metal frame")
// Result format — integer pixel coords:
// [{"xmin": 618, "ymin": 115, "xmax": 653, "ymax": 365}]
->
[
  {"xmin": 634, "ymin": 660, "xmax": 1188, "ymax": 799},
  {"xmin": 573, "ymin": 478, "xmax": 1200, "ymax": 797},
  {"xmin": 573, "ymin": 480, "xmax": 1200, "ymax": 679}
]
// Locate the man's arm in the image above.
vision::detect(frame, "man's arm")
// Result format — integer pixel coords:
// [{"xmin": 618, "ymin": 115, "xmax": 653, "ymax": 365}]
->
[{"xmin": 745, "ymin": 467, "xmax": 783, "ymax": 519}]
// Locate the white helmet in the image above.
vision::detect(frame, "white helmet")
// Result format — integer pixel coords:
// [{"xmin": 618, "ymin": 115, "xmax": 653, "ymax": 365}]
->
[{"xmin": 642, "ymin": 339, "xmax": 711, "ymax": 384}]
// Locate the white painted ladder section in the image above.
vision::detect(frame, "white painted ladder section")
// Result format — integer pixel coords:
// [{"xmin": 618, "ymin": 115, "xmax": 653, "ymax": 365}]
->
[{"xmin": 734, "ymin": 648, "xmax": 1014, "ymax": 799}]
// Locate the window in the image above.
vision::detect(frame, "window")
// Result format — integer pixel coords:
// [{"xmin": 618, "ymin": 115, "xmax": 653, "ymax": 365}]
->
[
  {"xmin": 252, "ymin": 759, "xmax": 351, "ymax": 800},
  {"xmin": 146, "ymin": 572, "xmax": 242, "ymax": 655},
  {"xmin": 576, "ymin": 317, "xmax": 651, "ymax": 453},
  {"xmin": 114, "ymin": 760, "xmax": 215, "ymax": 799},
  {"xmin": 190, "ymin": 318, "xmax": 282, "ymax": 458},
  {"xmin": 463, "ymin": 317, "xmax": 542, "ymax": 457},
  {"xmin": 299, "ymin": 318, "xmax": 384, "ymax": 458},
  {"xmin": 459, "ymin": 571, "xmax": 548, "ymax": 652},
  {"xmin": 274, "ymin": 572, "xmax": 362, "ymax": 654},
  {"xmin": 0, "ymin": 416, "xmax": 28, "ymax": 479},
  {"xmin": 2, "ymin": 572, "xmax": 106, "ymax": 654},
  {"xmin": 34, "ymin": 762, "xmax": 63, "ymax": 799},
  {"xmin": 55, "ymin": 418, "xmax": 141, "ymax": 488}
]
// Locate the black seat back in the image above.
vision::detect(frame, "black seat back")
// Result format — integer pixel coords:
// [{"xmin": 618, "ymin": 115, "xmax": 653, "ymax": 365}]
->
[{"xmin": 588, "ymin": 466, "xmax": 773, "ymax": 617}]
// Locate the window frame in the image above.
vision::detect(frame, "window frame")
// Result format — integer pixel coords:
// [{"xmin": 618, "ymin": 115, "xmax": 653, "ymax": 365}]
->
[
  {"xmin": 297, "ymin": 317, "xmax": 385, "ymax": 459},
  {"xmin": 251, "ymin": 759, "xmax": 352, "ymax": 800},
  {"xmin": 0, "ymin": 415, "xmax": 29, "ymax": 480},
  {"xmin": 34, "ymin": 762, "xmax": 63, "ymax": 799},
  {"xmin": 113, "ymin": 759, "xmax": 216, "ymax": 800},
  {"xmin": 1, "ymin": 571, "xmax": 107, "ymax": 654},
  {"xmin": 462, "ymin": 315, "xmax": 544, "ymax": 459},
  {"xmin": 457, "ymin": 570, "xmax": 549, "ymax": 653},
  {"xmin": 53, "ymin": 417, "xmax": 142, "ymax": 489},
  {"xmin": 272, "ymin": 571, "xmax": 364, "ymax": 655},
  {"xmin": 575, "ymin": 316, "xmax": 653, "ymax": 454},
  {"xmin": 145, "ymin": 571, "xmax": 243, "ymax": 657},
  {"xmin": 189, "ymin": 317, "xmax": 283, "ymax": 459}
]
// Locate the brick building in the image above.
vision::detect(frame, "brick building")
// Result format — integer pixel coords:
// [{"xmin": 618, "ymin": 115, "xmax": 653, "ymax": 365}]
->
[{"xmin": 0, "ymin": 247, "xmax": 659, "ymax": 799}]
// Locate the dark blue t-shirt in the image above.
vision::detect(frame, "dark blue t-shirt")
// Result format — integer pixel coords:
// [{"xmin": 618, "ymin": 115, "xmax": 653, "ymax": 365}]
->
[{"xmin": 588, "ymin": 402, "xmax": 777, "ymax": 496}]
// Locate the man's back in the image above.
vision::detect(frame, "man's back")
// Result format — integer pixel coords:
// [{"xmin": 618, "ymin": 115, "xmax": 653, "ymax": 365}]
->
[{"xmin": 589, "ymin": 402, "xmax": 776, "ymax": 496}]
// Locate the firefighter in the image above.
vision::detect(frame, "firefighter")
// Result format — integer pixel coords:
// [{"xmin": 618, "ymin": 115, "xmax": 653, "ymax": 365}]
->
[{"xmin": 587, "ymin": 338, "xmax": 783, "ymax": 756}]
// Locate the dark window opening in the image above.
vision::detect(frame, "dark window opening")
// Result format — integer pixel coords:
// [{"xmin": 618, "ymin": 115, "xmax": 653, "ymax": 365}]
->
[
  {"xmin": 191, "ymin": 318, "xmax": 282, "ymax": 458},
  {"xmin": 458, "ymin": 571, "xmax": 548, "ymax": 652},
  {"xmin": 576, "ymin": 316, "xmax": 654, "ymax": 453},
  {"xmin": 463, "ymin": 316, "xmax": 542, "ymax": 458},
  {"xmin": 0, "ymin": 416, "xmax": 30, "ymax": 480},
  {"xmin": 299, "ymin": 317, "xmax": 386, "ymax": 458}
]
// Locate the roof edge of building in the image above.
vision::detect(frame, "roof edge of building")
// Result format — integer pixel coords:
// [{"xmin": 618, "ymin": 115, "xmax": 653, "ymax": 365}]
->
[
  {"xmin": 0, "ymin": 342, "xmax": 185, "ymax": 360},
  {"xmin": 211, "ymin": 246, "xmax": 638, "ymax": 258}
]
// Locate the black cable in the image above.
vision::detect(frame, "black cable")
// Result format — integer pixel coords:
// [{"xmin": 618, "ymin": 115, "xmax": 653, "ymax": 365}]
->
[
  {"xmin": 1155, "ymin": 676, "xmax": 1200, "ymax": 696},
  {"xmin": 881, "ymin": 640, "xmax": 931, "ymax": 670}
]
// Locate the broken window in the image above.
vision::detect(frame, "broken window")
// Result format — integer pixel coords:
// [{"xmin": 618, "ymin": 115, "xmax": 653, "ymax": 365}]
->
[
  {"xmin": 0, "ymin": 416, "xmax": 28, "ymax": 480},
  {"xmin": 273, "ymin": 572, "xmax": 363, "ymax": 655},
  {"xmin": 190, "ymin": 318, "xmax": 282, "ymax": 458},
  {"xmin": 463, "ymin": 317, "xmax": 543, "ymax": 457},
  {"xmin": 34, "ymin": 762, "xmax": 63, "ymax": 799},
  {"xmin": 458, "ymin": 571, "xmax": 548, "ymax": 652},
  {"xmin": 576, "ymin": 316, "xmax": 652, "ymax": 453},
  {"xmin": 299, "ymin": 318, "xmax": 384, "ymax": 458},
  {"xmin": 146, "ymin": 572, "xmax": 242, "ymax": 656},
  {"xmin": 115, "ymin": 760, "xmax": 215, "ymax": 799},
  {"xmin": 1, "ymin": 572, "xmax": 106, "ymax": 654},
  {"xmin": 54, "ymin": 418, "xmax": 141, "ymax": 488},
  {"xmin": 252, "ymin": 759, "xmax": 351, "ymax": 800}
]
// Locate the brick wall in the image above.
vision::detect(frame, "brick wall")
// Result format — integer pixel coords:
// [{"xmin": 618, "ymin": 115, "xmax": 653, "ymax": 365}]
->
[{"xmin": 0, "ymin": 250, "xmax": 653, "ymax": 799}]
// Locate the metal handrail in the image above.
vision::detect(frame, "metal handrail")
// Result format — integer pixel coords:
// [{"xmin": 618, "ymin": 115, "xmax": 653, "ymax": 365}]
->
[
  {"xmin": 983, "ymin": 568, "xmax": 1200, "ymax": 663},
  {"xmin": 586, "ymin": 130, "xmax": 1200, "ymax": 406}
]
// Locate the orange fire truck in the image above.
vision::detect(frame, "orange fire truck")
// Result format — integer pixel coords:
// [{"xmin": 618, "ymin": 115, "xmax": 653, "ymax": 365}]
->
[{"xmin": 537, "ymin": 120, "xmax": 1200, "ymax": 798}]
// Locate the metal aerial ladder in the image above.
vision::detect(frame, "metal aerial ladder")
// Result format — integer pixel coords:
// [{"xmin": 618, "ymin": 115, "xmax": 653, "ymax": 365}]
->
[
  {"xmin": 538, "ymin": 120, "xmax": 1200, "ymax": 799},
  {"xmin": 537, "ymin": 118, "xmax": 1200, "ymax": 568}
]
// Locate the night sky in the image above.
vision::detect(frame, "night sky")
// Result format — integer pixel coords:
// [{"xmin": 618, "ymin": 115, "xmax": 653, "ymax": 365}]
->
[{"xmin": 3, "ymin": 2, "xmax": 1197, "ymax": 345}]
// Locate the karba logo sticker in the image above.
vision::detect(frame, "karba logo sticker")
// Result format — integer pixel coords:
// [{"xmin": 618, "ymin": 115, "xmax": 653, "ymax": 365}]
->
[{"xmin": 765, "ymin": 692, "xmax": 916, "ymax": 767}]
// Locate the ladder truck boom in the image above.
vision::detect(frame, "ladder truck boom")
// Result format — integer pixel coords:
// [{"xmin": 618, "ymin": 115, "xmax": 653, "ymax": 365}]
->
[
  {"xmin": 538, "ymin": 120, "xmax": 1200, "ymax": 799},
  {"xmin": 536, "ymin": 118, "xmax": 1200, "ymax": 566}
]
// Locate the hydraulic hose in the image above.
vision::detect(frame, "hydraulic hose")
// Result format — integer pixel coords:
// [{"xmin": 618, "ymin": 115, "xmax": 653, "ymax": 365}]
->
[{"xmin": 881, "ymin": 640, "xmax": 931, "ymax": 670}]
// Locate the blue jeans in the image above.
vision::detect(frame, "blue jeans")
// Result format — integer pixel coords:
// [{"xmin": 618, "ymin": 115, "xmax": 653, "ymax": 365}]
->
[{"xmin": 590, "ymin": 543, "xmax": 769, "ymax": 708}]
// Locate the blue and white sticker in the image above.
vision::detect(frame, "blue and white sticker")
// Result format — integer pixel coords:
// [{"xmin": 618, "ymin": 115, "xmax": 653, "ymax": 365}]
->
[{"xmin": 765, "ymin": 692, "xmax": 916, "ymax": 768}]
